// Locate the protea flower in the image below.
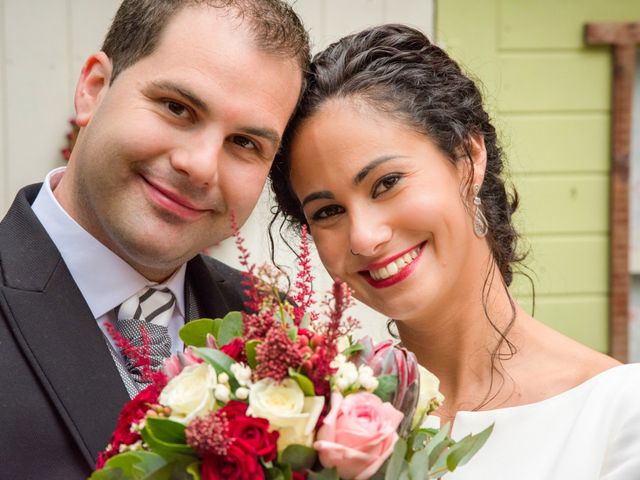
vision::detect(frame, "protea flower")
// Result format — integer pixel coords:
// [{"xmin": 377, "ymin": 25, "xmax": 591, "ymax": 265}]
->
[{"xmin": 352, "ymin": 337, "xmax": 420, "ymax": 436}]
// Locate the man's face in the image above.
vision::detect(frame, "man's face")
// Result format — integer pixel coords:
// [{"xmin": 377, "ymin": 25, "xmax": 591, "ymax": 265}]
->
[{"xmin": 59, "ymin": 6, "xmax": 302, "ymax": 280}]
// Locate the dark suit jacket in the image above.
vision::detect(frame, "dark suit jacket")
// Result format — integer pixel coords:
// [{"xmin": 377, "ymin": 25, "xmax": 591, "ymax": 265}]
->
[{"xmin": 0, "ymin": 184, "xmax": 247, "ymax": 479}]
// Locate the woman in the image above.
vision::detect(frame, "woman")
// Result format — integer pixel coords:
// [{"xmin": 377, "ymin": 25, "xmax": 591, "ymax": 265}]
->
[{"xmin": 270, "ymin": 24, "xmax": 640, "ymax": 479}]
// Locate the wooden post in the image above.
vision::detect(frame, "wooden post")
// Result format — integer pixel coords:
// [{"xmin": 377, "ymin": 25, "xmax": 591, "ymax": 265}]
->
[{"xmin": 585, "ymin": 23, "xmax": 640, "ymax": 362}]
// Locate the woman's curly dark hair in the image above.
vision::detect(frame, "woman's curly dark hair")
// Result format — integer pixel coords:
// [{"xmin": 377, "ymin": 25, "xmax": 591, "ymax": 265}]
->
[{"xmin": 269, "ymin": 24, "xmax": 528, "ymax": 407}]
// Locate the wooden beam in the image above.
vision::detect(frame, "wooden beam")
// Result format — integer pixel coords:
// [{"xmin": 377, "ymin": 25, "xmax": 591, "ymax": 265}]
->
[{"xmin": 585, "ymin": 23, "xmax": 640, "ymax": 362}]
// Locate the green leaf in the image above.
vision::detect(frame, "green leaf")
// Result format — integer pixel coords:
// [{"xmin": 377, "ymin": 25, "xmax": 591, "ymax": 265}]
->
[
  {"xmin": 280, "ymin": 444, "xmax": 317, "ymax": 472},
  {"xmin": 89, "ymin": 451, "xmax": 170, "ymax": 480},
  {"xmin": 179, "ymin": 318, "xmax": 221, "ymax": 347},
  {"xmin": 140, "ymin": 417, "xmax": 194, "ymax": 457},
  {"xmin": 373, "ymin": 375, "xmax": 398, "ymax": 403},
  {"xmin": 308, "ymin": 468, "xmax": 339, "ymax": 480},
  {"xmin": 288, "ymin": 326, "xmax": 298, "ymax": 341},
  {"xmin": 426, "ymin": 424, "xmax": 452, "ymax": 468},
  {"xmin": 217, "ymin": 311, "xmax": 244, "ymax": 346},
  {"xmin": 193, "ymin": 347, "xmax": 240, "ymax": 390},
  {"xmin": 245, "ymin": 339, "xmax": 260, "ymax": 369},
  {"xmin": 384, "ymin": 439, "xmax": 407, "ymax": 480},
  {"xmin": 281, "ymin": 310, "xmax": 295, "ymax": 328},
  {"xmin": 445, "ymin": 423, "xmax": 493, "ymax": 471},
  {"xmin": 266, "ymin": 466, "xmax": 287, "ymax": 480},
  {"xmin": 409, "ymin": 429, "xmax": 430, "ymax": 453},
  {"xmin": 288, "ymin": 369, "xmax": 316, "ymax": 396},
  {"xmin": 341, "ymin": 342, "xmax": 365, "ymax": 357},
  {"xmin": 185, "ymin": 462, "xmax": 201, "ymax": 480},
  {"xmin": 408, "ymin": 447, "xmax": 429, "ymax": 479},
  {"xmin": 299, "ymin": 312, "xmax": 311, "ymax": 329}
]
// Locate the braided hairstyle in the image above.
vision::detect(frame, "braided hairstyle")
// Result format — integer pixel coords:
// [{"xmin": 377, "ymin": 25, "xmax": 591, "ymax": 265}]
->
[{"xmin": 270, "ymin": 23, "xmax": 523, "ymax": 287}]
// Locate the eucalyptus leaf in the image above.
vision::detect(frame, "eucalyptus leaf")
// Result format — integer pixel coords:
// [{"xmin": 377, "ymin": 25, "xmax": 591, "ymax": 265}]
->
[
  {"xmin": 408, "ymin": 447, "xmax": 429, "ymax": 479},
  {"xmin": 425, "ymin": 425, "xmax": 451, "ymax": 468},
  {"xmin": 384, "ymin": 438, "xmax": 407, "ymax": 480},
  {"xmin": 288, "ymin": 369, "xmax": 316, "ymax": 396},
  {"xmin": 373, "ymin": 375, "xmax": 398, "ymax": 403},
  {"xmin": 445, "ymin": 424, "xmax": 494, "ymax": 471},
  {"xmin": 280, "ymin": 444, "xmax": 317, "ymax": 472},
  {"xmin": 217, "ymin": 311, "xmax": 244, "ymax": 346},
  {"xmin": 245, "ymin": 339, "xmax": 260, "ymax": 369}
]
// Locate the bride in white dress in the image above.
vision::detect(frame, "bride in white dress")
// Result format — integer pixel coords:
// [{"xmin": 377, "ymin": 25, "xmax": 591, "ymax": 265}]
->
[{"xmin": 269, "ymin": 23, "xmax": 640, "ymax": 480}]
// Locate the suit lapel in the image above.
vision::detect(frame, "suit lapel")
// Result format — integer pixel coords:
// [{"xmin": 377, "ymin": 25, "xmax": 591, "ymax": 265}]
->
[{"xmin": 0, "ymin": 185, "xmax": 129, "ymax": 467}]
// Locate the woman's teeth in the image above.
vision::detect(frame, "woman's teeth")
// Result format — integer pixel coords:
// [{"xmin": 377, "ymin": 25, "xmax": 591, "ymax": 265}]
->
[{"xmin": 369, "ymin": 246, "xmax": 421, "ymax": 280}]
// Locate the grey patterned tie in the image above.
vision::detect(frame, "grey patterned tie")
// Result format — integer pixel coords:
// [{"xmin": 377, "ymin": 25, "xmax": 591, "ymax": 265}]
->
[{"xmin": 114, "ymin": 287, "xmax": 176, "ymax": 384}]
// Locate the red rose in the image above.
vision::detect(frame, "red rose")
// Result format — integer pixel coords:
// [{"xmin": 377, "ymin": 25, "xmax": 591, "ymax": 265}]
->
[
  {"xmin": 202, "ymin": 444, "xmax": 264, "ymax": 480},
  {"xmin": 220, "ymin": 337, "xmax": 246, "ymax": 362},
  {"xmin": 218, "ymin": 401, "xmax": 278, "ymax": 462},
  {"xmin": 96, "ymin": 382, "xmax": 164, "ymax": 469}
]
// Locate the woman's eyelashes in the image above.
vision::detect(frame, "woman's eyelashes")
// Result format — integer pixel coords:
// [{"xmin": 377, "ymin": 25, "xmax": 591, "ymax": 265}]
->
[
  {"xmin": 311, "ymin": 204, "xmax": 345, "ymax": 221},
  {"xmin": 372, "ymin": 172, "xmax": 403, "ymax": 198}
]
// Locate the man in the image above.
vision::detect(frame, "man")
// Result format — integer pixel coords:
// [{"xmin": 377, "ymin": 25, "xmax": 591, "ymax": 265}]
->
[{"xmin": 0, "ymin": 1, "xmax": 308, "ymax": 477}]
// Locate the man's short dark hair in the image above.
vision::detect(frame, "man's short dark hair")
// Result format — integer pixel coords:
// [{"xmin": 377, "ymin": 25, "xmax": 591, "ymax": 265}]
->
[{"xmin": 102, "ymin": 0, "xmax": 310, "ymax": 82}]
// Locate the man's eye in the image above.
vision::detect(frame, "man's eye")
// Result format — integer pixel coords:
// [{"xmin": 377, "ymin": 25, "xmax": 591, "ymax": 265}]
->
[
  {"xmin": 372, "ymin": 174, "xmax": 402, "ymax": 198},
  {"xmin": 231, "ymin": 135, "xmax": 257, "ymax": 150},
  {"xmin": 312, "ymin": 204, "xmax": 345, "ymax": 221},
  {"xmin": 166, "ymin": 101, "xmax": 189, "ymax": 118}
]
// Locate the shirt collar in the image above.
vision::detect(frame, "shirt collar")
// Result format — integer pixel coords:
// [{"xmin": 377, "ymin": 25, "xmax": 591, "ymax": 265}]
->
[{"xmin": 31, "ymin": 167, "xmax": 186, "ymax": 319}]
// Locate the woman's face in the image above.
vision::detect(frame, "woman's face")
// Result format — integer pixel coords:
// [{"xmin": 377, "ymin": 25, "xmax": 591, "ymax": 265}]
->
[{"xmin": 289, "ymin": 98, "xmax": 485, "ymax": 323}]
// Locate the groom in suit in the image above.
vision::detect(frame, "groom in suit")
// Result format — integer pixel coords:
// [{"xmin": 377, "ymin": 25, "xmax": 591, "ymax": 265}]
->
[{"xmin": 0, "ymin": 1, "xmax": 308, "ymax": 478}]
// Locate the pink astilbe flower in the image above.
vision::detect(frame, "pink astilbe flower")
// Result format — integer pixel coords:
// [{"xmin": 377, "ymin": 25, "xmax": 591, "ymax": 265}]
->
[
  {"xmin": 255, "ymin": 326, "xmax": 304, "ymax": 382},
  {"xmin": 105, "ymin": 321, "xmax": 154, "ymax": 383},
  {"xmin": 230, "ymin": 211, "xmax": 261, "ymax": 313},
  {"xmin": 186, "ymin": 410, "xmax": 233, "ymax": 457},
  {"xmin": 305, "ymin": 280, "xmax": 359, "ymax": 396},
  {"xmin": 293, "ymin": 225, "xmax": 318, "ymax": 326}
]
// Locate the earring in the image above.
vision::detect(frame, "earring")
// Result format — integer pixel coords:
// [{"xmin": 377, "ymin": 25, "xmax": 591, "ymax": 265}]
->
[{"xmin": 472, "ymin": 184, "xmax": 488, "ymax": 237}]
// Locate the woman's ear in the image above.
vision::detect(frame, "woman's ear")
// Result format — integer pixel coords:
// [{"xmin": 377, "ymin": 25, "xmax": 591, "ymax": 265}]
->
[
  {"xmin": 74, "ymin": 52, "xmax": 113, "ymax": 127},
  {"xmin": 468, "ymin": 133, "xmax": 487, "ymax": 188},
  {"xmin": 457, "ymin": 133, "xmax": 488, "ymax": 199}
]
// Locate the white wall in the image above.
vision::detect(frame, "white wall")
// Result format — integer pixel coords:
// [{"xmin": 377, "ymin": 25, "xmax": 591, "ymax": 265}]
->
[{"xmin": 0, "ymin": 0, "xmax": 434, "ymax": 341}]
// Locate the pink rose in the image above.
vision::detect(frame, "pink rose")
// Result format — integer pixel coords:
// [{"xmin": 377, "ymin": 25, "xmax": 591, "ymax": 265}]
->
[{"xmin": 314, "ymin": 392, "xmax": 404, "ymax": 480}]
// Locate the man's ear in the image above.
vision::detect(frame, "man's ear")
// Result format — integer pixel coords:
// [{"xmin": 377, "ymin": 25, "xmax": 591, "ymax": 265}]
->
[{"xmin": 74, "ymin": 52, "xmax": 112, "ymax": 127}]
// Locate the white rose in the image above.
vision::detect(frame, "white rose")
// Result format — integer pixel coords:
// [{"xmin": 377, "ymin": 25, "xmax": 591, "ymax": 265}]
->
[
  {"xmin": 411, "ymin": 364, "xmax": 445, "ymax": 429},
  {"xmin": 159, "ymin": 363, "xmax": 218, "ymax": 424},
  {"xmin": 248, "ymin": 378, "xmax": 324, "ymax": 451}
]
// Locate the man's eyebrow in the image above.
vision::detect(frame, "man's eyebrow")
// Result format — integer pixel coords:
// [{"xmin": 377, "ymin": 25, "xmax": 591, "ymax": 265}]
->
[
  {"xmin": 150, "ymin": 80, "xmax": 208, "ymax": 113},
  {"xmin": 301, "ymin": 191, "xmax": 335, "ymax": 208},
  {"xmin": 354, "ymin": 155, "xmax": 404, "ymax": 185}
]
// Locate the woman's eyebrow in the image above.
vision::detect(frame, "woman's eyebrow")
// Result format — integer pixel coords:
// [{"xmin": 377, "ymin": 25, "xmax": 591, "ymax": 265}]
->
[{"xmin": 353, "ymin": 155, "xmax": 405, "ymax": 184}]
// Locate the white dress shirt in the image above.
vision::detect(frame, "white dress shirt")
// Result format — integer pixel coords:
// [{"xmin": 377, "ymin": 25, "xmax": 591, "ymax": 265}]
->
[{"xmin": 31, "ymin": 167, "xmax": 186, "ymax": 357}]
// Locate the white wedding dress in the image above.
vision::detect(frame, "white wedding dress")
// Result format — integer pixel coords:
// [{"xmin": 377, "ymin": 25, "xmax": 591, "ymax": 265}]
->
[{"xmin": 423, "ymin": 363, "xmax": 640, "ymax": 480}]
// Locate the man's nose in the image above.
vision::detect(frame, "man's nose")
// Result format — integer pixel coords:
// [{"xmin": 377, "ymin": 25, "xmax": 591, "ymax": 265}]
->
[{"xmin": 170, "ymin": 135, "xmax": 223, "ymax": 187}]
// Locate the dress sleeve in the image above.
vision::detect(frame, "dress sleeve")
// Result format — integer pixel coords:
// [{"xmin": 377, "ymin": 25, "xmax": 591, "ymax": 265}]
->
[{"xmin": 599, "ymin": 368, "xmax": 640, "ymax": 479}]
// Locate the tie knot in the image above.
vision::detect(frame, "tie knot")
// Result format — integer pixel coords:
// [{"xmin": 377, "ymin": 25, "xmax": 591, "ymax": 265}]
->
[{"xmin": 117, "ymin": 286, "xmax": 176, "ymax": 328}]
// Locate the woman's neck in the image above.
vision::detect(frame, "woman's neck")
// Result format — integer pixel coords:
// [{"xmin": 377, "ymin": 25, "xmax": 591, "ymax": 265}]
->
[{"xmin": 396, "ymin": 264, "xmax": 525, "ymax": 415}]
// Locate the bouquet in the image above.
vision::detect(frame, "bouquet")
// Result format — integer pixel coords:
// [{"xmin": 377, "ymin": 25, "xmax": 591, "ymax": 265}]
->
[{"xmin": 91, "ymin": 226, "xmax": 492, "ymax": 480}]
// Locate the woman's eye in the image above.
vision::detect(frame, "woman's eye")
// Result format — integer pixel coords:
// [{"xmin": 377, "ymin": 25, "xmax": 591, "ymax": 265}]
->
[
  {"xmin": 372, "ymin": 174, "xmax": 402, "ymax": 198},
  {"xmin": 231, "ymin": 135, "xmax": 257, "ymax": 150},
  {"xmin": 312, "ymin": 204, "xmax": 345, "ymax": 221}
]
